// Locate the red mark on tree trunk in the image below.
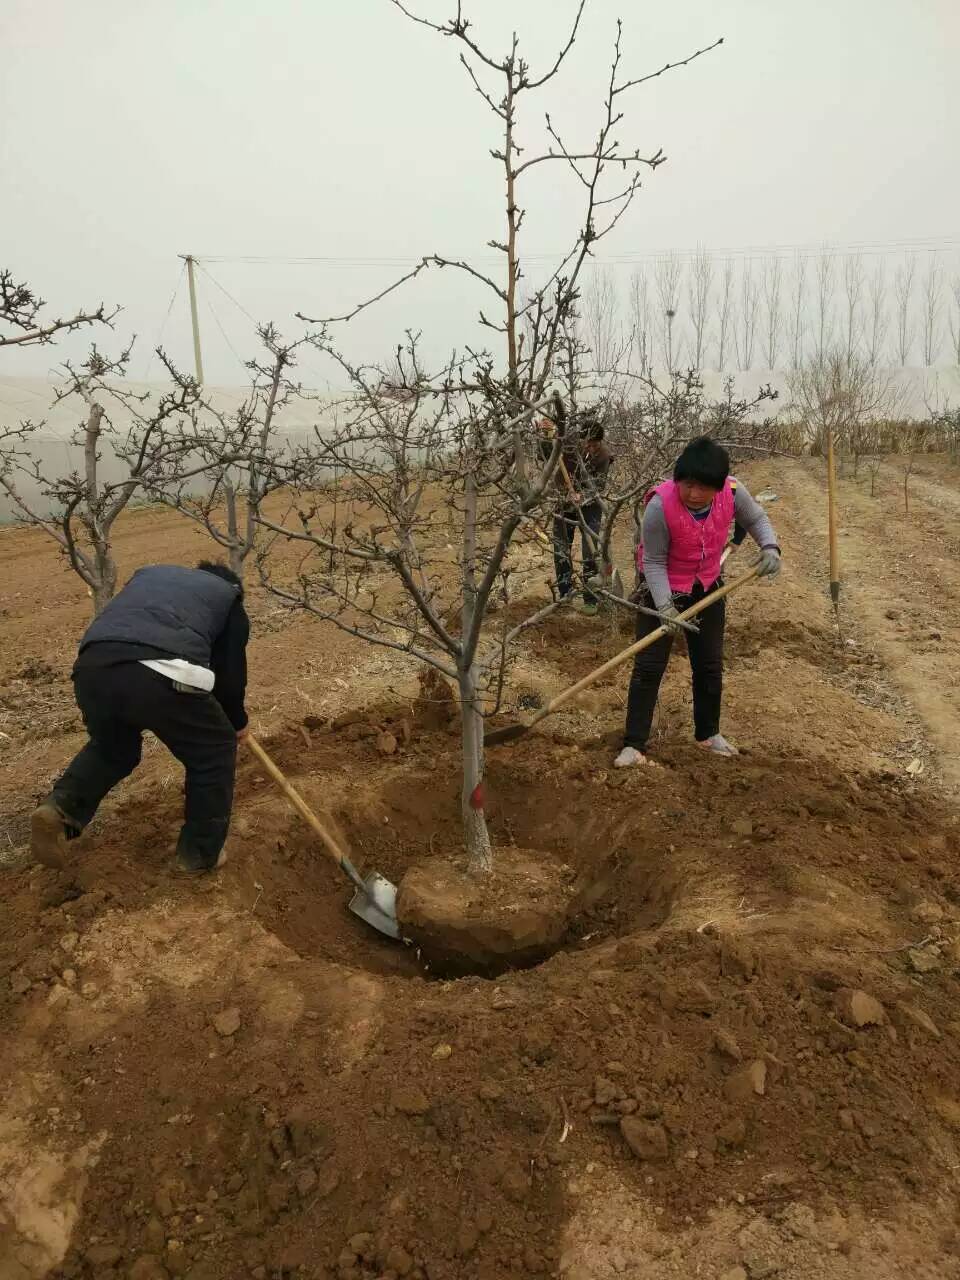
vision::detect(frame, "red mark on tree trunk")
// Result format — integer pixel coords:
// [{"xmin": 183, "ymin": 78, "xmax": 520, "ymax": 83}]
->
[{"xmin": 469, "ymin": 782, "xmax": 486, "ymax": 811}]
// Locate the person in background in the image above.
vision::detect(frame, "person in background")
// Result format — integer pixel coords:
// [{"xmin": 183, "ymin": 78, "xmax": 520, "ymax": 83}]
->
[
  {"xmin": 31, "ymin": 561, "xmax": 250, "ymax": 873},
  {"xmin": 615, "ymin": 437, "xmax": 780, "ymax": 766},
  {"xmin": 551, "ymin": 410, "xmax": 614, "ymax": 617}
]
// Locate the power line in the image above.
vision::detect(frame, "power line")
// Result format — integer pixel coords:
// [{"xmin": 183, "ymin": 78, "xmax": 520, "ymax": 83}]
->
[
  {"xmin": 204, "ymin": 295, "xmax": 248, "ymax": 373},
  {"xmin": 195, "ymin": 233, "xmax": 960, "ymax": 269},
  {"xmin": 197, "ymin": 262, "xmax": 259, "ymax": 324}
]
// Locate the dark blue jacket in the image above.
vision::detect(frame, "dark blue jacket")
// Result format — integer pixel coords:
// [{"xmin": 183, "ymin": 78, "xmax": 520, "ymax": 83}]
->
[{"xmin": 80, "ymin": 565, "xmax": 239, "ymax": 666}]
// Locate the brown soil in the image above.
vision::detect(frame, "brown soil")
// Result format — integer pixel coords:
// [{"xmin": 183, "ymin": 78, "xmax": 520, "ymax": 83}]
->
[
  {"xmin": 3, "ymin": 459, "xmax": 960, "ymax": 1279},
  {"xmin": 397, "ymin": 847, "xmax": 586, "ymax": 976}
]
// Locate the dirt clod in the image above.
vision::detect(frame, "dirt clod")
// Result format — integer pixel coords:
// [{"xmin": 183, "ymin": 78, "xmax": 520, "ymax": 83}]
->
[
  {"xmin": 835, "ymin": 988, "xmax": 886, "ymax": 1028},
  {"xmin": 211, "ymin": 1006, "xmax": 242, "ymax": 1037},
  {"xmin": 724, "ymin": 1060, "xmax": 767, "ymax": 1104},
  {"xmin": 620, "ymin": 1116, "xmax": 669, "ymax": 1161},
  {"xmin": 391, "ymin": 1086, "xmax": 430, "ymax": 1116}
]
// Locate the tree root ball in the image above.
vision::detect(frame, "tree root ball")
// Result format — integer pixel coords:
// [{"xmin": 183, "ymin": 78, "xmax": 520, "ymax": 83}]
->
[{"xmin": 396, "ymin": 847, "xmax": 580, "ymax": 977}]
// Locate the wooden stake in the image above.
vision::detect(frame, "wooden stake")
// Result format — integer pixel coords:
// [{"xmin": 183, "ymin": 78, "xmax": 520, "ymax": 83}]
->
[{"xmin": 826, "ymin": 425, "xmax": 840, "ymax": 621}]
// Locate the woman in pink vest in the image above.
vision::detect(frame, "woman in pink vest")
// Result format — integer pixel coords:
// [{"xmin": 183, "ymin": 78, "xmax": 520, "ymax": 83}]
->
[{"xmin": 615, "ymin": 437, "xmax": 781, "ymax": 767}]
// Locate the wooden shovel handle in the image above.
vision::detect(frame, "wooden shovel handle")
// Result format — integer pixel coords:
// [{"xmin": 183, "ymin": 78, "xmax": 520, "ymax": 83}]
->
[
  {"xmin": 528, "ymin": 565, "xmax": 761, "ymax": 730},
  {"xmin": 246, "ymin": 733, "xmax": 350, "ymax": 868},
  {"xmin": 826, "ymin": 427, "xmax": 840, "ymax": 593}
]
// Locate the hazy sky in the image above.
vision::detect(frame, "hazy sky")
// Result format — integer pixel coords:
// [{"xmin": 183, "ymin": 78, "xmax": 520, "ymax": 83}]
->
[{"xmin": 3, "ymin": 0, "xmax": 957, "ymax": 387}]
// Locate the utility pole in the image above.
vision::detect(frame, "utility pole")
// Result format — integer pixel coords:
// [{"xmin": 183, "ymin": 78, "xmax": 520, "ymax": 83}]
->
[{"xmin": 180, "ymin": 254, "xmax": 204, "ymax": 384}]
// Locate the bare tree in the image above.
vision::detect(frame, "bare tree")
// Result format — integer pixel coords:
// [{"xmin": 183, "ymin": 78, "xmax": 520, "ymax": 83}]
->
[
  {"xmin": 0, "ymin": 268, "xmax": 117, "ymax": 350},
  {"xmin": 949, "ymin": 271, "xmax": 960, "ymax": 368},
  {"xmin": 789, "ymin": 253, "xmax": 808, "ymax": 368},
  {"xmin": 687, "ymin": 245, "xmax": 713, "ymax": 371},
  {"xmin": 628, "ymin": 266, "xmax": 652, "ymax": 375},
  {"xmin": 894, "ymin": 254, "xmax": 917, "ymax": 366},
  {"xmin": 841, "ymin": 254, "xmax": 864, "ymax": 364},
  {"xmin": 814, "ymin": 250, "xmax": 835, "ymax": 360},
  {"xmin": 0, "ymin": 344, "xmax": 202, "ymax": 612},
  {"xmin": 735, "ymin": 262, "xmax": 760, "ymax": 371},
  {"xmin": 148, "ymin": 325, "xmax": 306, "ymax": 579},
  {"xmin": 864, "ymin": 260, "xmax": 889, "ymax": 367},
  {"xmin": 716, "ymin": 259, "xmax": 735, "ymax": 372},
  {"xmin": 788, "ymin": 346, "xmax": 905, "ymax": 473},
  {"xmin": 655, "ymin": 252, "xmax": 683, "ymax": 371},
  {"xmin": 268, "ymin": 2, "xmax": 723, "ymax": 873},
  {"xmin": 581, "ymin": 267, "xmax": 627, "ymax": 389},
  {"xmin": 921, "ymin": 255, "xmax": 944, "ymax": 367},
  {"xmin": 761, "ymin": 256, "xmax": 783, "ymax": 369}
]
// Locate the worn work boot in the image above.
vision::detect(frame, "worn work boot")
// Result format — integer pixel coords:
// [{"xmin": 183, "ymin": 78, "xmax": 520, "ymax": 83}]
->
[
  {"xmin": 30, "ymin": 800, "xmax": 80, "ymax": 870},
  {"xmin": 176, "ymin": 847, "xmax": 229, "ymax": 875},
  {"xmin": 698, "ymin": 734, "xmax": 740, "ymax": 757}
]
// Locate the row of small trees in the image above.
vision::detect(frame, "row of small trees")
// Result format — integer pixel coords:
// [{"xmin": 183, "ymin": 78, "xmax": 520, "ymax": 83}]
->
[{"xmin": 582, "ymin": 248, "xmax": 960, "ymax": 379}]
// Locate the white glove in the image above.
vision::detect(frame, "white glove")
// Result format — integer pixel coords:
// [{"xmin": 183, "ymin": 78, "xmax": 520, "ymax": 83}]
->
[
  {"xmin": 755, "ymin": 546, "xmax": 782, "ymax": 580},
  {"xmin": 658, "ymin": 604, "xmax": 685, "ymax": 636}
]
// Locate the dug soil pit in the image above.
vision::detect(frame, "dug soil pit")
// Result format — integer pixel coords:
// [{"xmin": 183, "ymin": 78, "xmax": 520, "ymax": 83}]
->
[{"xmin": 397, "ymin": 845, "xmax": 580, "ymax": 975}]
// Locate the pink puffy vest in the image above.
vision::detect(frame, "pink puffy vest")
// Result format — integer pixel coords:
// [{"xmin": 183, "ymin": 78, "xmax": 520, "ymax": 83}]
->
[{"xmin": 636, "ymin": 478, "xmax": 735, "ymax": 593}]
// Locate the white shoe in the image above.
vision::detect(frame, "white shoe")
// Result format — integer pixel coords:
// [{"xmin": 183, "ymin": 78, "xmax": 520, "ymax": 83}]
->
[
  {"xmin": 698, "ymin": 734, "xmax": 739, "ymax": 757},
  {"xmin": 614, "ymin": 746, "xmax": 646, "ymax": 768}
]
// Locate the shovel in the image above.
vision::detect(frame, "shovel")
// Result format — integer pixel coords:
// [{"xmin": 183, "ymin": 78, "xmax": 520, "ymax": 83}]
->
[
  {"xmin": 245, "ymin": 733, "xmax": 401, "ymax": 940},
  {"xmin": 485, "ymin": 565, "xmax": 761, "ymax": 747}
]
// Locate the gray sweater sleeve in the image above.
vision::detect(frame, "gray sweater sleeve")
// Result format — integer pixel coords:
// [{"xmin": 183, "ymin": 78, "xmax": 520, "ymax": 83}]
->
[
  {"xmin": 734, "ymin": 481, "xmax": 778, "ymax": 551},
  {"xmin": 639, "ymin": 496, "xmax": 674, "ymax": 610}
]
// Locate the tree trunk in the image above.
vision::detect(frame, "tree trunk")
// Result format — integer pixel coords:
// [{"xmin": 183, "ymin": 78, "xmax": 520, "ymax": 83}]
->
[
  {"xmin": 458, "ymin": 664, "xmax": 493, "ymax": 874},
  {"xmin": 228, "ymin": 543, "xmax": 245, "ymax": 578},
  {"xmin": 91, "ymin": 547, "xmax": 117, "ymax": 615},
  {"xmin": 459, "ymin": 453, "xmax": 492, "ymax": 873}
]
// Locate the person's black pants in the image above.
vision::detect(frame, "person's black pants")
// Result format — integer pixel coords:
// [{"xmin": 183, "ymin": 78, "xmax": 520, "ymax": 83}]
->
[
  {"xmin": 623, "ymin": 578, "xmax": 725, "ymax": 751},
  {"xmin": 52, "ymin": 663, "xmax": 237, "ymax": 866},
  {"xmin": 553, "ymin": 500, "xmax": 602, "ymax": 604}
]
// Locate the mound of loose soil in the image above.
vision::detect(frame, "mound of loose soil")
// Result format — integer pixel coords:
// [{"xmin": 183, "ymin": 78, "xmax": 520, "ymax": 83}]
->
[{"xmin": 397, "ymin": 847, "xmax": 580, "ymax": 975}]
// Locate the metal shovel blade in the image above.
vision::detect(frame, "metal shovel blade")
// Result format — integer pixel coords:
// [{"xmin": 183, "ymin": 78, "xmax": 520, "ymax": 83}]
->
[{"xmin": 349, "ymin": 870, "xmax": 401, "ymax": 940}]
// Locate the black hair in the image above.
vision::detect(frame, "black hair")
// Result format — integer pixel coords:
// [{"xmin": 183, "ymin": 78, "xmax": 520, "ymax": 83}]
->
[
  {"xmin": 673, "ymin": 436, "xmax": 730, "ymax": 490},
  {"xmin": 197, "ymin": 559, "xmax": 244, "ymax": 599},
  {"xmin": 579, "ymin": 410, "xmax": 604, "ymax": 442}
]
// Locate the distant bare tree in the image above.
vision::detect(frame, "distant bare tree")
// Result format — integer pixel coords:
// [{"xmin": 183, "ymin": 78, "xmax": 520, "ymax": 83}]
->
[
  {"xmin": 0, "ymin": 344, "xmax": 201, "ymax": 613},
  {"xmin": 628, "ymin": 266, "xmax": 652, "ymax": 375},
  {"xmin": 0, "ymin": 268, "xmax": 117, "ymax": 350},
  {"xmin": 788, "ymin": 346, "xmax": 905, "ymax": 471},
  {"xmin": 687, "ymin": 245, "xmax": 713, "ymax": 370},
  {"xmin": 655, "ymin": 252, "xmax": 683, "ymax": 371},
  {"xmin": 814, "ymin": 250, "xmax": 835, "ymax": 360},
  {"xmin": 842, "ymin": 254, "xmax": 864, "ymax": 364},
  {"xmin": 735, "ymin": 263, "xmax": 760, "ymax": 371},
  {"xmin": 921, "ymin": 255, "xmax": 944, "ymax": 367},
  {"xmin": 789, "ymin": 253, "xmax": 808, "ymax": 368},
  {"xmin": 716, "ymin": 259, "xmax": 735, "ymax": 371},
  {"xmin": 864, "ymin": 260, "xmax": 889, "ymax": 367},
  {"xmin": 761, "ymin": 256, "xmax": 783, "ymax": 369},
  {"xmin": 582, "ymin": 267, "xmax": 627, "ymax": 387},
  {"xmin": 949, "ymin": 272, "xmax": 960, "ymax": 367},
  {"xmin": 149, "ymin": 325, "xmax": 306, "ymax": 579},
  {"xmin": 894, "ymin": 254, "xmax": 917, "ymax": 366}
]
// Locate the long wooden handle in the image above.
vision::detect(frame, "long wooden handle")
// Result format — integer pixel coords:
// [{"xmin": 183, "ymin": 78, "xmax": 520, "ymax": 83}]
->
[
  {"xmin": 246, "ymin": 733, "xmax": 350, "ymax": 869},
  {"xmin": 825, "ymin": 427, "xmax": 840, "ymax": 601},
  {"xmin": 527, "ymin": 565, "xmax": 761, "ymax": 729}
]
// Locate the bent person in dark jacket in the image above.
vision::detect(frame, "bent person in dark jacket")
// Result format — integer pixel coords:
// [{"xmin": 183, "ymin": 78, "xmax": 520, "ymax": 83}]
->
[{"xmin": 31, "ymin": 560, "xmax": 250, "ymax": 874}]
